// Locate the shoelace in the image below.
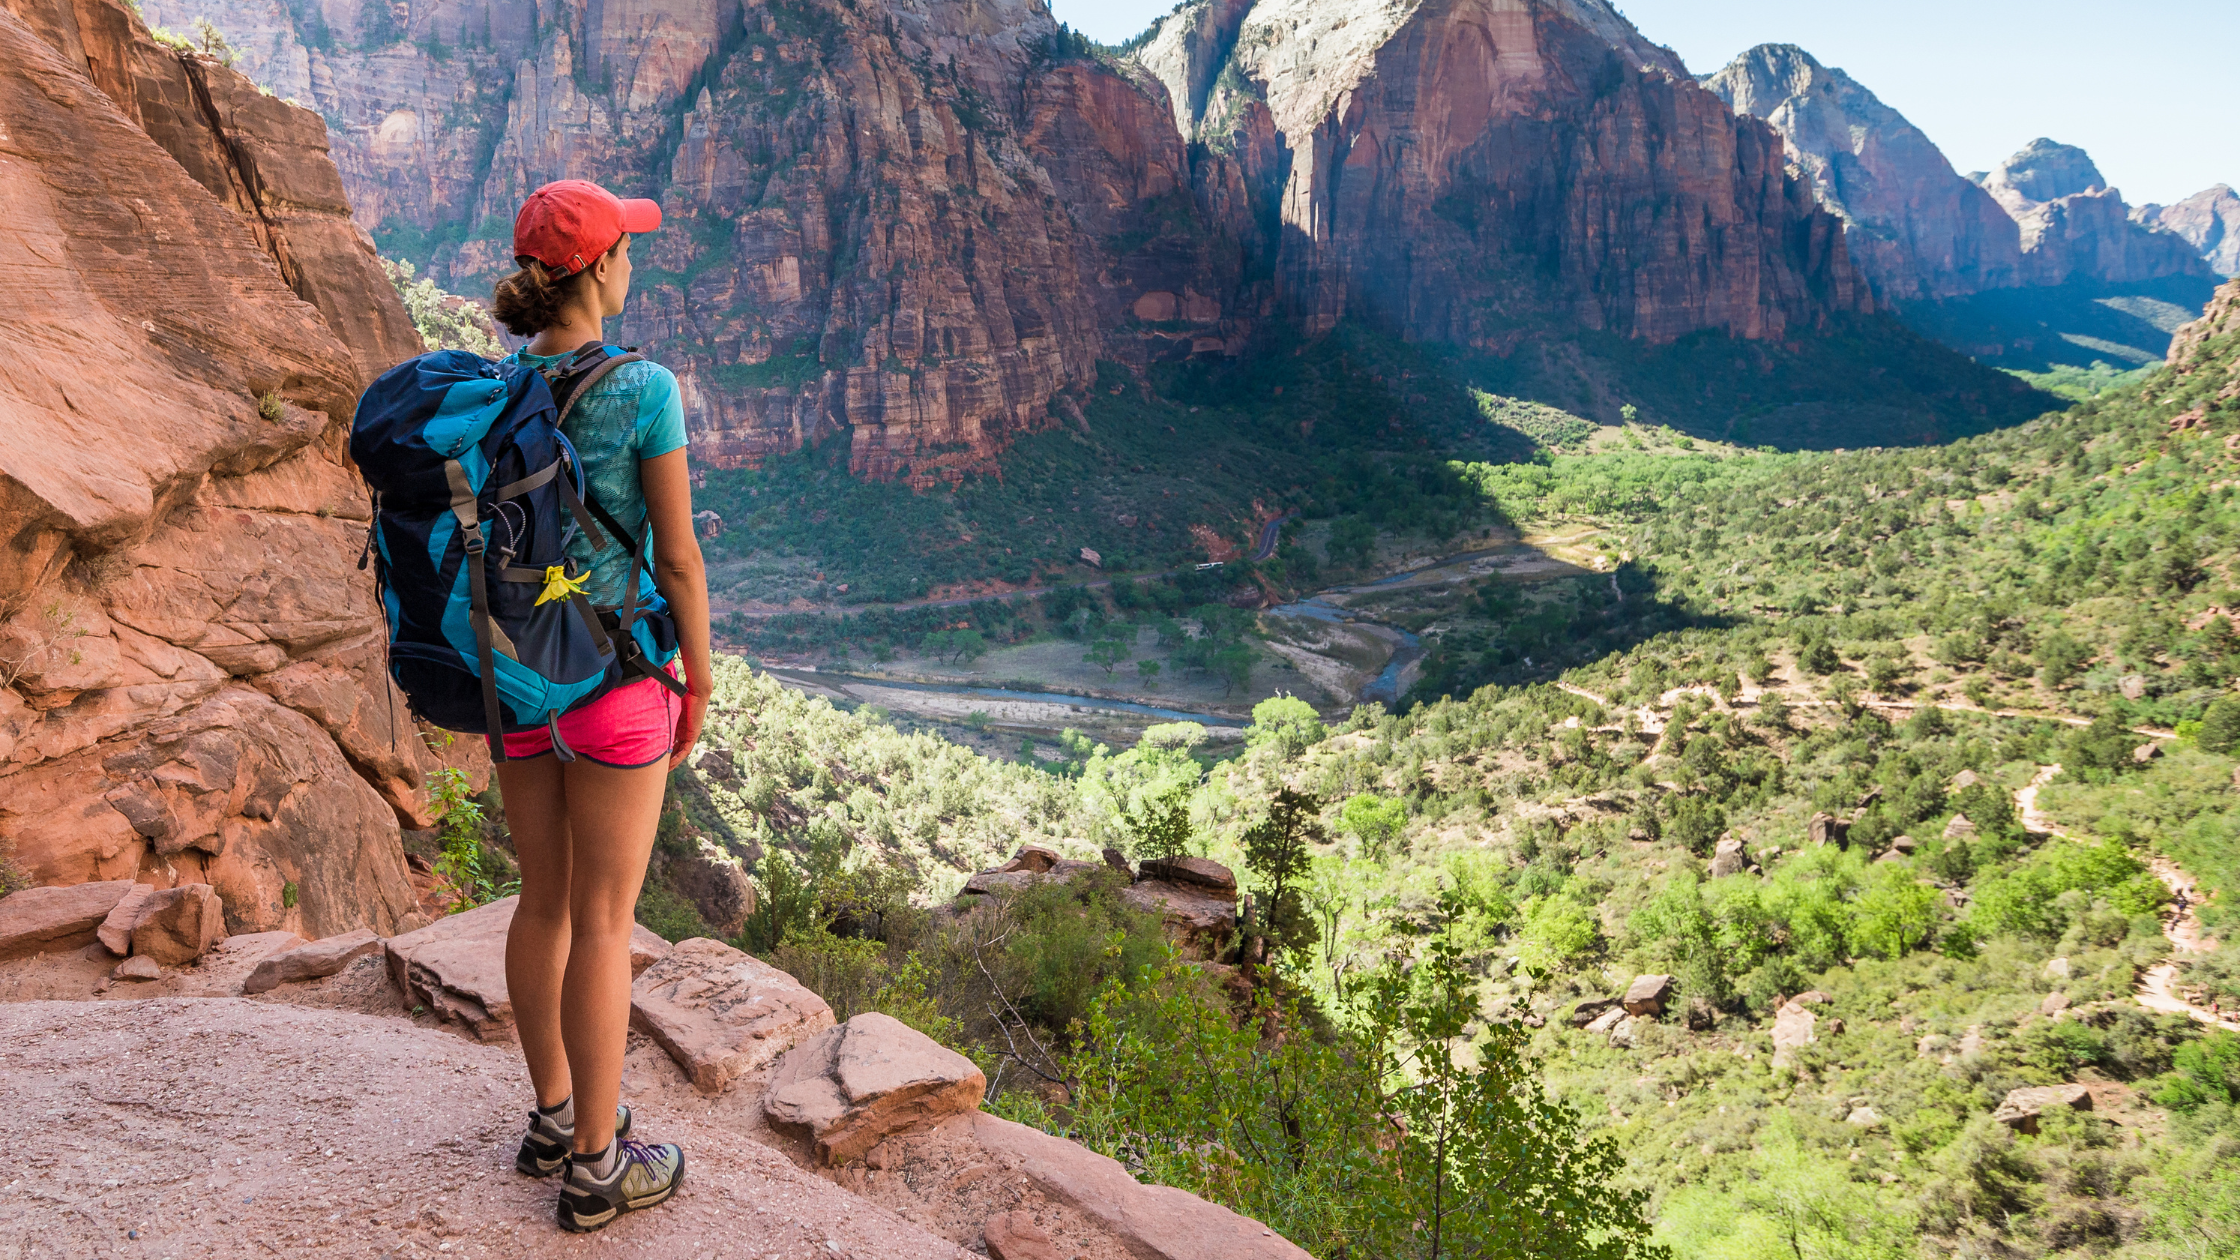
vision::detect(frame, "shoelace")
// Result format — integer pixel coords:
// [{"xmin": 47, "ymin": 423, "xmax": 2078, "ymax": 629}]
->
[{"xmin": 614, "ymin": 1138, "xmax": 663, "ymax": 1172}]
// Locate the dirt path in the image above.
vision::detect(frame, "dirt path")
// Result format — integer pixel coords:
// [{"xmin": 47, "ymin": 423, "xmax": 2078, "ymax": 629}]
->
[
  {"xmin": 0, "ymin": 998, "xmax": 973, "ymax": 1260},
  {"xmin": 2009, "ymin": 766, "xmax": 2238, "ymax": 1032}
]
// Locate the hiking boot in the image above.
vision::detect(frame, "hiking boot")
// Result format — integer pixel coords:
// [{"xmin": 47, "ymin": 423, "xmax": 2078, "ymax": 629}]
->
[
  {"xmin": 557, "ymin": 1138, "xmax": 685, "ymax": 1233},
  {"xmin": 516, "ymin": 1101, "xmax": 633, "ymax": 1178}
]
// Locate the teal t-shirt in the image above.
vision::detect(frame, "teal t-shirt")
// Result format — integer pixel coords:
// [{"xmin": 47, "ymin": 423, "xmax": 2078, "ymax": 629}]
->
[{"xmin": 506, "ymin": 349, "xmax": 688, "ymax": 608}]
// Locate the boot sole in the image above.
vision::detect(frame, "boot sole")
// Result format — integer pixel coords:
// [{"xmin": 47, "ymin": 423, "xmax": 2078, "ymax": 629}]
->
[{"xmin": 556, "ymin": 1151, "xmax": 685, "ymax": 1233}]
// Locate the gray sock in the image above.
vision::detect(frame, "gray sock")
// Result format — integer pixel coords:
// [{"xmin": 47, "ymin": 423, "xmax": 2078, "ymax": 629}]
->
[
  {"xmin": 537, "ymin": 1095, "xmax": 574, "ymax": 1132},
  {"xmin": 576, "ymin": 1142, "xmax": 618, "ymax": 1179}
]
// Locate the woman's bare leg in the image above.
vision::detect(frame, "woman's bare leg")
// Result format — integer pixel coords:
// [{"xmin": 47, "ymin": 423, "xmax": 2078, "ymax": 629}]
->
[
  {"xmin": 557, "ymin": 757, "xmax": 668, "ymax": 1153},
  {"xmin": 498, "ymin": 755, "xmax": 574, "ymax": 1109}
]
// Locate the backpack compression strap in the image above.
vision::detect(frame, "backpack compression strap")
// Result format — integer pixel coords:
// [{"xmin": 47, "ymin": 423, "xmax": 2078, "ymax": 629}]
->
[{"xmin": 445, "ymin": 460, "xmax": 517, "ymax": 760}]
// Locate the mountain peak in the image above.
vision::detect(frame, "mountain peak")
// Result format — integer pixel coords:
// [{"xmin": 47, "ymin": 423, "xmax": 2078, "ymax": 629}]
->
[{"xmin": 1986, "ymin": 138, "xmax": 2108, "ymax": 205}]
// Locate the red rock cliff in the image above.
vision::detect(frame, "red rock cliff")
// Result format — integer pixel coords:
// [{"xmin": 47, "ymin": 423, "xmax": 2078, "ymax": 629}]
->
[{"xmin": 0, "ymin": 0, "xmax": 456, "ymax": 939}]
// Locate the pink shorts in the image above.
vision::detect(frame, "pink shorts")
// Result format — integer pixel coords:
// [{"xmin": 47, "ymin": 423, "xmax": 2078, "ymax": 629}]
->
[{"xmin": 501, "ymin": 663, "xmax": 682, "ymax": 768}]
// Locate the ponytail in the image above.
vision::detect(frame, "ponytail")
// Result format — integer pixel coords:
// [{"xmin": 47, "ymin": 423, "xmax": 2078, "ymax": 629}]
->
[{"xmin": 490, "ymin": 259, "xmax": 580, "ymax": 335}]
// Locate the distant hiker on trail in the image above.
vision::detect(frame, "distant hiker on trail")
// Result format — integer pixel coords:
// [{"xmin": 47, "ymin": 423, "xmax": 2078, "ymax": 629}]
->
[
  {"xmin": 350, "ymin": 177, "xmax": 710, "ymax": 1232},
  {"xmin": 488, "ymin": 180, "xmax": 710, "ymax": 1230}
]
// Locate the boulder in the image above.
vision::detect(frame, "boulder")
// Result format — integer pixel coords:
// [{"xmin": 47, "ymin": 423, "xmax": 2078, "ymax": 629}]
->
[
  {"xmin": 962, "ymin": 859, "xmax": 1106, "ymax": 897},
  {"xmin": 1950, "ymin": 769, "xmax": 1981, "ymax": 790},
  {"xmin": 1571, "ymin": 997, "xmax": 1619, "ymax": 1027},
  {"xmin": 0, "ymin": 881, "xmax": 135, "ymax": 959},
  {"xmin": 1890, "ymin": 833, "xmax": 1920, "ymax": 854},
  {"xmin": 631, "ymin": 937, "xmax": 835, "ymax": 1094},
  {"xmin": 1685, "ymin": 997, "xmax": 1717, "ymax": 1031},
  {"xmin": 995, "ymin": 846, "xmax": 1063, "ymax": 874},
  {"xmin": 1607, "ymin": 1015, "xmax": 1639, "ymax": 1048},
  {"xmin": 2118, "ymin": 674, "xmax": 2148, "ymax": 701},
  {"xmin": 983, "ymin": 1211, "xmax": 1058, "ymax": 1260},
  {"xmin": 1120, "ymin": 880, "xmax": 1237, "ymax": 956},
  {"xmin": 2047, "ymin": 956, "xmax": 2071, "ymax": 979},
  {"xmin": 113, "ymin": 955, "xmax": 162, "ymax": 981},
  {"xmin": 1993, "ymin": 1083, "xmax": 2092, "ymax": 1134},
  {"xmin": 171, "ymin": 931, "xmax": 309, "ymax": 996},
  {"xmin": 1807, "ymin": 812, "xmax": 1847, "ymax": 847},
  {"xmin": 1100, "ymin": 848, "xmax": 1133, "ymax": 877},
  {"xmin": 1583, "ymin": 1006, "xmax": 1626, "ymax": 1035},
  {"xmin": 1792, "ymin": 991, "xmax": 1832, "ymax": 1006},
  {"xmin": 1772, "ymin": 1004, "xmax": 1817, "ymax": 1067},
  {"xmin": 1136, "ymin": 856, "xmax": 1239, "ymax": 894},
  {"xmin": 971, "ymin": 1112, "xmax": 1315, "ymax": 1260},
  {"xmin": 764, "ymin": 1013, "xmax": 985, "ymax": 1164},
  {"xmin": 384, "ymin": 896, "xmax": 673, "ymax": 1043},
  {"xmin": 96, "ymin": 883, "xmax": 155, "ymax": 955},
  {"xmin": 2041, "ymin": 990, "xmax": 2071, "ymax": 1016},
  {"xmin": 1941, "ymin": 815, "xmax": 1975, "ymax": 841},
  {"xmin": 1846, "ymin": 1105, "xmax": 1884, "ymax": 1128},
  {"xmin": 1623, "ymin": 973, "xmax": 1675, "ymax": 1017},
  {"xmin": 1709, "ymin": 836, "xmax": 1747, "ymax": 879},
  {"xmin": 665, "ymin": 842, "xmax": 757, "ymax": 938},
  {"xmin": 130, "ymin": 884, "xmax": 226, "ymax": 965},
  {"xmin": 2133, "ymin": 742, "xmax": 2163, "ymax": 765},
  {"xmin": 243, "ymin": 927, "xmax": 381, "ymax": 994}
]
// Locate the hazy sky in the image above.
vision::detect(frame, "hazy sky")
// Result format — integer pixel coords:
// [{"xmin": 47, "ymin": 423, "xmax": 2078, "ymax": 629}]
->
[{"xmin": 1047, "ymin": 0, "xmax": 2237, "ymax": 207}]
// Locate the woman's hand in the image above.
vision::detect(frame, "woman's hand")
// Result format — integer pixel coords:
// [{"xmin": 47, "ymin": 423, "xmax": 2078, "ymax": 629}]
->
[{"xmin": 668, "ymin": 689, "xmax": 708, "ymax": 769}]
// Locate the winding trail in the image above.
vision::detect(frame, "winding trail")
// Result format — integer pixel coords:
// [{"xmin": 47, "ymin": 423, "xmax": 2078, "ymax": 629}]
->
[{"xmin": 2011, "ymin": 765, "xmax": 2239, "ymax": 1032}]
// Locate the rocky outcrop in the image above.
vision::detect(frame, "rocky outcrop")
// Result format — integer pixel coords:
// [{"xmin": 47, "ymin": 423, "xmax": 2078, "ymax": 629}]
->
[
  {"xmin": 2137, "ymin": 186, "xmax": 2240, "ymax": 278},
  {"xmin": 1704, "ymin": 44, "xmax": 2023, "ymax": 303},
  {"xmin": 1622, "ymin": 972, "xmax": 1673, "ymax": 1017},
  {"xmin": 2169, "ymin": 276, "xmax": 2240, "ymax": 374},
  {"xmin": 764, "ymin": 1012, "xmax": 986, "ymax": 1164},
  {"xmin": 382, "ymin": 895, "xmax": 674, "ymax": 1042},
  {"xmin": 631, "ymin": 935, "xmax": 836, "ymax": 1092},
  {"xmin": 1977, "ymin": 140, "xmax": 2214, "ymax": 288},
  {"xmin": 1993, "ymin": 1082, "xmax": 2091, "ymax": 1134},
  {"xmin": 0, "ymin": 0, "xmax": 471, "ymax": 941},
  {"xmin": 241, "ymin": 925, "xmax": 381, "ymax": 993},
  {"xmin": 0, "ymin": 881, "xmax": 135, "ymax": 959}
]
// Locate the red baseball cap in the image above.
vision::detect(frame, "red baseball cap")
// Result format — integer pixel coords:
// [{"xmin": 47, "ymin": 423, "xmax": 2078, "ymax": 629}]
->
[{"xmin": 513, "ymin": 180, "xmax": 661, "ymax": 276}]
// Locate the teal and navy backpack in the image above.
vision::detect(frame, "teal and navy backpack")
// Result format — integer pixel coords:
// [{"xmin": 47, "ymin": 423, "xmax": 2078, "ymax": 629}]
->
[{"xmin": 349, "ymin": 343, "xmax": 685, "ymax": 761}]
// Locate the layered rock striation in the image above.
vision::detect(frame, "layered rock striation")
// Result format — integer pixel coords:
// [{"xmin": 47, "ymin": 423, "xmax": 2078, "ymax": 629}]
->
[
  {"xmin": 1703, "ymin": 44, "xmax": 2023, "ymax": 303},
  {"xmin": 1138, "ymin": 0, "xmax": 1872, "ymax": 345},
  {"xmin": 0, "ymin": 0, "xmax": 452, "ymax": 939},
  {"xmin": 150, "ymin": 0, "xmax": 1881, "ymax": 480}
]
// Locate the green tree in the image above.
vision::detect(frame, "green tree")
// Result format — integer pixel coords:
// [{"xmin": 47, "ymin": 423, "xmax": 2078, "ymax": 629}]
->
[
  {"xmin": 1247, "ymin": 694, "xmax": 1325, "ymax": 760},
  {"xmin": 1134, "ymin": 658, "xmax": 1162, "ymax": 688},
  {"xmin": 1215, "ymin": 644, "xmax": 1256, "ymax": 696},
  {"xmin": 2199, "ymin": 695, "xmax": 2240, "ymax": 754},
  {"xmin": 1356, "ymin": 892, "xmax": 1662, "ymax": 1259},
  {"xmin": 1336, "ymin": 793, "xmax": 1408, "ymax": 859},
  {"xmin": 1241, "ymin": 787, "xmax": 1325, "ymax": 978},
  {"xmin": 1085, "ymin": 637, "xmax": 1130, "ymax": 676},
  {"xmin": 1123, "ymin": 787, "xmax": 1195, "ymax": 863},
  {"xmin": 1852, "ymin": 864, "xmax": 1941, "ymax": 958}
]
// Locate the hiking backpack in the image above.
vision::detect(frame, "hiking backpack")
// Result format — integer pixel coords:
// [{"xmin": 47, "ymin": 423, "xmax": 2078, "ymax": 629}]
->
[{"xmin": 349, "ymin": 343, "xmax": 686, "ymax": 761}]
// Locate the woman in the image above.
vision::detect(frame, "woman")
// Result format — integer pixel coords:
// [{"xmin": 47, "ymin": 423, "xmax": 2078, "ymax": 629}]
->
[{"xmin": 486, "ymin": 179, "xmax": 711, "ymax": 1233}]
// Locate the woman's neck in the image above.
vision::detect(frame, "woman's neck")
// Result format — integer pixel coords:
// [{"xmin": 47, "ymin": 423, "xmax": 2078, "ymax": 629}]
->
[{"xmin": 525, "ymin": 307, "xmax": 603, "ymax": 358}]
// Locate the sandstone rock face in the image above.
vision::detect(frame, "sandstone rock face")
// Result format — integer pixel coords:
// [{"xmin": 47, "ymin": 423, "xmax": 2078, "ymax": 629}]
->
[
  {"xmin": 383, "ymin": 896, "xmax": 669, "ymax": 1042},
  {"xmin": 0, "ymin": 881, "xmax": 135, "ymax": 959},
  {"xmin": 764, "ymin": 1012, "xmax": 986, "ymax": 1165},
  {"xmin": 1709, "ymin": 836, "xmax": 1747, "ymax": 879},
  {"xmin": 971, "ymin": 1111, "xmax": 1316, "ymax": 1260},
  {"xmin": 154, "ymin": 0, "xmax": 1878, "ymax": 486},
  {"xmin": 1622, "ymin": 973, "xmax": 1674, "ymax": 1017},
  {"xmin": 1140, "ymin": 0, "xmax": 1870, "ymax": 346},
  {"xmin": 1993, "ymin": 1082, "xmax": 2091, "ymax": 1134},
  {"xmin": 1771, "ymin": 1002, "xmax": 1817, "ymax": 1067},
  {"xmin": 982, "ymin": 1211, "xmax": 1059, "ymax": 1260},
  {"xmin": 665, "ymin": 841, "xmax": 757, "ymax": 939},
  {"xmin": 1138, "ymin": 855, "xmax": 1238, "ymax": 893},
  {"xmin": 2169, "ymin": 277, "xmax": 2240, "ymax": 375},
  {"xmin": 242, "ymin": 926, "xmax": 381, "ymax": 994},
  {"xmin": 1704, "ymin": 44, "xmax": 2023, "ymax": 303},
  {"xmin": 0, "ymin": 0, "xmax": 469, "ymax": 942},
  {"xmin": 97, "ymin": 884, "xmax": 156, "ymax": 955},
  {"xmin": 631, "ymin": 936, "xmax": 835, "ymax": 1093},
  {"xmin": 1978, "ymin": 140, "xmax": 2214, "ymax": 289},
  {"xmin": 1121, "ymin": 878, "xmax": 1237, "ymax": 954},
  {"xmin": 2137, "ymin": 185, "xmax": 2240, "ymax": 278},
  {"xmin": 129, "ymin": 883, "xmax": 227, "ymax": 965}
]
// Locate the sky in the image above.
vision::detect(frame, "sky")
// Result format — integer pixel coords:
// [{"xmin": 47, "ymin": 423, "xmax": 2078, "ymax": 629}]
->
[{"xmin": 1047, "ymin": 0, "xmax": 2238, "ymax": 207}]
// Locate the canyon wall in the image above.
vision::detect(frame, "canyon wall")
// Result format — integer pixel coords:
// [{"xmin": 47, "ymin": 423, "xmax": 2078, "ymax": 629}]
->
[
  {"xmin": 1703, "ymin": 44, "xmax": 2023, "ymax": 304},
  {"xmin": 0, "ymin": 0, "xmax": 454, "ymax": 938},
  {"xmin": 1707, "ymin": 49, "xmax": 2219, "ymax": 303},
  {"xmin": 2136, "ymin": 185, "xmax": 2240, "ymax": 279},
  {"xmin": 147, "ymin": 0, "xmax": 1877, "ymax": 477}
]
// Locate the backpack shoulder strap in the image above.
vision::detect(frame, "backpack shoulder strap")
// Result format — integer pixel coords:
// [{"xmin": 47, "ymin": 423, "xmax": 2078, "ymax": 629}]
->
[{"xmin": 546, "ymin": 344, "xmax": 645, "ymax": 424}]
